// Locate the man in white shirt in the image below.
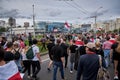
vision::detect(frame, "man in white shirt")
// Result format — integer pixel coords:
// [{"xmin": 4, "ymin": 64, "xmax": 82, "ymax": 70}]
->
[{"xmin": 31, "ymin": 39, "xmax": 41, "ymax": 79}]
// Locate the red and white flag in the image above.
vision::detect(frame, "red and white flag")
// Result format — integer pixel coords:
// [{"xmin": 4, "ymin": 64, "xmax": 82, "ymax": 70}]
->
[
  {"xmin": 0, "ymin": 61, "xmax": 22, "ymax": 80},
  {"xmin": 97, "ymin": 27, "xmax": 102, "ymax": 31},
  {"xmin": 64, "ymin": 22, "xmax": 70, "ymax": 30}
]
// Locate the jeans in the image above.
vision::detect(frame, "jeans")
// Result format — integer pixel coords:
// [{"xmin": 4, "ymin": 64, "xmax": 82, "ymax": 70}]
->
[
  {"xmin": 15, "ymin": 58, "xmax": 22, "ymax": 72},
  {"xmin": 53, "ymin": 61, "xmax": 64, "ymax": 80},
  {"xmin": 70, "ymin": 53, "xmax": 75, "ymax": 71},
  {"xmin": 70, "ymin": 62, "xmax": 74, "ymax": 71},
  {"xmin": 104, "ymin": 49, "xmax": 110, "ymax": 68}
]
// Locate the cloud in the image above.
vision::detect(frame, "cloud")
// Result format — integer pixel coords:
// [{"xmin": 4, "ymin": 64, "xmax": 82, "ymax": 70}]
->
[
  {"xmin": 0, "ymin": 0, "xmax": 120, "ymax": 24},
  {"xmin": 49, "ymin": 10, "xmax": 62, "ymax": 17},
  {"xmin": 0, "ymin": 8, "xmax": 31, "ymax": 19},
  {"xmin": 0, "ymin": 9, "xmax": 18, "ymax": 18}
]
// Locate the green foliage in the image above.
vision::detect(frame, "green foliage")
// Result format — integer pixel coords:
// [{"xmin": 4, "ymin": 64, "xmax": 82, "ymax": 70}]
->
[
  {"xmin": 35, "ymin": 35, "xmax": 43, "ymax": 39},
  {"xmin": 0, "ymin": 27, "xmax": 7, "ymax": 32},
  {"xmin": 89, "ymin": 29, "xmax": 94, "ymax": 33},
  {"xmin": 113, "ymin": 29, "xmax": 118, "ymax": 33},
  {"xmin": 24, "ymin": 40, "xmax": 29, "ymax": 46},
  {"xmin": 24, "ymin": 40, "xmax": 48, "ymax": 55}
]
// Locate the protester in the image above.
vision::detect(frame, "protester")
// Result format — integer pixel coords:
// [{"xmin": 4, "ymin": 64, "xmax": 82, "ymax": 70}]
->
[
  {"xmin": 76, "ymin": 42, "xmax": 99, "ymax": 80},
  {"xmin": 111, "ymin": 36, "xmax": 120, "ymax": 79},
  {"xmin": 4, "ymin": 42, "xmax": 14, "ymax": 61},
  {"xmin": 74, "ymin": 39, "xmax": 88, "ymax": 70},
  {"xmin": 19, "ymin": 38, "xmax": 25, "ymax": 49},
  {"xmin": 28, "ymin": 33, "xmax": 32, "ymax": 46},
  {"xmin": 109, "ymin": 33, "xmax": 116, "ymax": 44},
  {"xmin": 51, "ymin": 39, "xmax": 65, "ymax": 80},
  {"xmin": 40, "ymin": 35, "xmax": 47, "ymax": 51},
  {"xmin": 31, "ymin": 39, "xmax": 42, "ymax": 79},
  {"xmin": 47, "ymin": 39, "xmax": 55, "ymax": 71},
  {"xmin": 12, "ymin": 42, "xmax": 23, "ymax": 72},
  {"xmin": 69, "ymin": 39, "xmax": 78, "ymax": 73},
  {"xmin": 75, "ymin": 35, "xmax": 84, "ymax": 47},
  {"xmin": 102, "ymin": 36, "xmax": 112, "ymax": 68},
  {"xmin": 61, "ymin": 38, "xmax": 69, "ymax": 68},
  {"xmin": 0, "ymin": 37, "xmax": 7, "ymax": 50},
  {"xmin": 95, "ymin": 41, "xmax": 106, "ymax": 68},
  {"xmin": 0, "ymin": 46, "xmax": 22, "ymax": 80},
  {"xmin": 21, "ymin": 44, "xmax": 32, "ymax": 79}
]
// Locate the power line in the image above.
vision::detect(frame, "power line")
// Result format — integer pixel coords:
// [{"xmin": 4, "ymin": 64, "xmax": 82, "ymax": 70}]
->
[
  {"xmin": 72, "ymin": 1, "xmax": 88, "ymax": 13},
  {"xmin": 63, "ymin": 1, "xmax": 87, "ymax": 15}
]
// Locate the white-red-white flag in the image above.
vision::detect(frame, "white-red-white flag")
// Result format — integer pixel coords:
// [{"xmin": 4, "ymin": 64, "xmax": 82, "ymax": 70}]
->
[
  {"xmin": 0, "ymin": 61, "xmax": 22, "ymax": 80},
  {"xmin": 64, "ymin": 22, "xmax": 70, "ymax": 30},
  {"xmin": 97, "ymin": 27, "xmax": 103, "ymax": 31}
]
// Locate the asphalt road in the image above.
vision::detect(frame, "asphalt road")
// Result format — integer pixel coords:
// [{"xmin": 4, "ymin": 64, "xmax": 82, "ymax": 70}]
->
[{"xmin": 23, "ymin": 54, "xmax": 114, "ymax": 80}]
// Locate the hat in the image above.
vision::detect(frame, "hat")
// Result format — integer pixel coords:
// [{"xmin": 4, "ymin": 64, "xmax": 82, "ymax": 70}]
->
[{"xmin": 86, "ymin": 42, "xmax": 95, "ymax": 49}]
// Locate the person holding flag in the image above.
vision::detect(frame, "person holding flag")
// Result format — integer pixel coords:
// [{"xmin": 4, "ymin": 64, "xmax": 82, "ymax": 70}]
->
[{"xmin": 0, "ymin": 46, "xmax": 22, "ymax": 80}]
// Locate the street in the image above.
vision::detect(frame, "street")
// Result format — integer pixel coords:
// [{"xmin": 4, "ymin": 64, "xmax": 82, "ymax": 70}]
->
[{"xmin": 23, "ymin": 54, "xmax": 114, "ymax": 80}]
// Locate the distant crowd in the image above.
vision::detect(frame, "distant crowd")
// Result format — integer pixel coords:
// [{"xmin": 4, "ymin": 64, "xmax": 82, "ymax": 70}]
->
[{"xmin": 0, "ymin": 32, "xmax": 120, "ymax": 80}]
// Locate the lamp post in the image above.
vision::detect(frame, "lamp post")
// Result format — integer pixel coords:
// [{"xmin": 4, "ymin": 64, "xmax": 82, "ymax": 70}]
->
[{"xmin": 32, "ymin": 4, "xmax": 35, "ymax": 38}]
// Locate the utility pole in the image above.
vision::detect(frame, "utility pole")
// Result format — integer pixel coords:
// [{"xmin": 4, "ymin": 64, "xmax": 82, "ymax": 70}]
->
[
  {"xmin": 92, "ymin": 7, "xmax": 103, "ymax": 33},
  {"xmin": 32, "ymin": 4, "xmax": 35, "ymax": 38},
  {"xmin": 95, "ymin": 16, "xmax": 97, "ymax": 30},
  {"xmin": 95, "ymin": 7, "xmax": 102, "ymax": 30}
]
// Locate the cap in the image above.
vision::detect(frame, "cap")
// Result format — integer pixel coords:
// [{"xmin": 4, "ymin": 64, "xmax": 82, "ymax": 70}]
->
[{"xmin": 86, "ymin": 42, "xmax": 95, "ymax": 49}]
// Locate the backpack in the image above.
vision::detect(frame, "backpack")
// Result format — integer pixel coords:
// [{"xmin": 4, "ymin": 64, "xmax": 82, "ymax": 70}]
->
[
  {"xmin": 97, "ymin": 55, "xmax": 111, "ymax": 80},
  {"xmin": 14, "ymin": 48, "xmax": 21, "ymax": 60},
  {"xmin": 26, "ymin": 47, "xmax": 34, "ymax": 59}
]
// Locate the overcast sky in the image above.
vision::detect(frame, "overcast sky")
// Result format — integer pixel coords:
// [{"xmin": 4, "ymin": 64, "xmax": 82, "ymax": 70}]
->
[{"xmin": 0, "ymin": 0, "xmax": 120, "ymax": 25}]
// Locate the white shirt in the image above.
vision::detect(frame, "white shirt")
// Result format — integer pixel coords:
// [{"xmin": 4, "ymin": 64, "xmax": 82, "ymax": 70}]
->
[
  {"xmin": 32, "ymin": 45, "xmax": 40, "ymax": 61},
  {"xmin": 21, "ymin": 49, "xmax": 27, "ymax": 60}
]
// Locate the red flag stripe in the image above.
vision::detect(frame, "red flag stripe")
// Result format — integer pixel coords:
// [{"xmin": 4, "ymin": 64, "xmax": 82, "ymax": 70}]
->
[{"xmin": 8, "ymin": 72, "xmax": 22, "ymax": 80}]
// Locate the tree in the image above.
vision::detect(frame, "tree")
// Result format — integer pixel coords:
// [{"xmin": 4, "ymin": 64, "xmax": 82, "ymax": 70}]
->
[
  {"xmin": 0, "ymin": 27, "xmax": 7, "ymax": 32},
  {"xmin": 113, "ymin": 29, "xmax": 118, "ymax": 33}
]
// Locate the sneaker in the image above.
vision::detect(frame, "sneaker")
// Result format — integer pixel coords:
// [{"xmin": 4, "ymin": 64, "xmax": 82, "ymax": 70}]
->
[
  {"xmin": 70, "ymin": 70, "xmax": 73, "ymax": 73},
  {"xmin": 47, "ymin": 68, "xmax": 51, "ymax": 71},
  {"xmin": 62, "ymin": 77, "xmax": 67, "ymax": 80},
  {"xmin": 32, "ymin": 77, "xmax": 39, "ymax": 80},
  {"xmin": 30, "ymin": 74, "xmax": 33, "ymax": 77},
  {"xmin": 27, "ymin": 76, "xmax": 31, "ymax": 79}
]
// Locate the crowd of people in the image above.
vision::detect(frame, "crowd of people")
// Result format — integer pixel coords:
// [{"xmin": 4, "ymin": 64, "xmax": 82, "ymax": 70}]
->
[{"xmin": 0, "ymin": 32, "xmax": 120, "ymax": 80}]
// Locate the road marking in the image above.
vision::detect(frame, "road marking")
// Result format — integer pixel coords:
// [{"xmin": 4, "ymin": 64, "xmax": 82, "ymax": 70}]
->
[{"xmin": 42, "ymin": 58, "xmax": 49, "ymax": 62}]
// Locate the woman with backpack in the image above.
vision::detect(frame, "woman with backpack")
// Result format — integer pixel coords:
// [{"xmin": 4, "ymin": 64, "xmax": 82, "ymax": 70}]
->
[
  {"xmin": 21, "ymin": 44, "xmax": 32, "ymax": 79},
  {"xmin": 13, "ymin": 42, "xmax": 23, "ymax": 72}
]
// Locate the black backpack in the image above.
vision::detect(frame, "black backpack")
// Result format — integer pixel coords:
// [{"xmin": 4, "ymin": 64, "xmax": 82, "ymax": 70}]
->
[{"xmin": 14, "ymin": 48, "xmax": 21, "ymax": 60}]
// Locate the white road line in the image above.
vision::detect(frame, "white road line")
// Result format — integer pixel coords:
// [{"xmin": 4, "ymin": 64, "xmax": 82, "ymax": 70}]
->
[{"xmin": 42, "ymin": 58, "xmax": 50, "ymax": 62}]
